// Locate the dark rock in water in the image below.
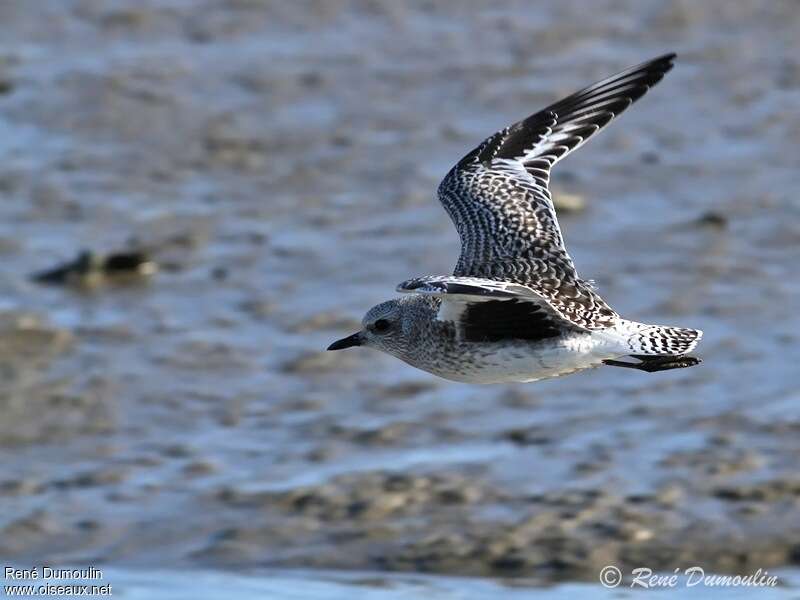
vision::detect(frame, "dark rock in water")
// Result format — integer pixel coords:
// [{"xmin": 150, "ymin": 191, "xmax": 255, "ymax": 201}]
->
[
  {"xmin": 503, "ymin": 426, "xmax": 553, "ymax": 446},
  {"xmin": 640, "ymin": 150, "xmax": 660, "ymax": 164},
  {"xmin": 103, "ymin": 251, "xmax": 155, "ymax": 274},
  {"xmin": 31, "ymin": 250, "xmax": 94, "ymax": 284},
  {"xmin": 211, "ymin": 266, "xmax": 229, "ymax": 280},
  {"xmin": 693, "ymin": 211, "xmax": 728, "ymax": 228},
  {"xmin": 31, "ymin": 250, "xmax": 157, "ymax": 286}
]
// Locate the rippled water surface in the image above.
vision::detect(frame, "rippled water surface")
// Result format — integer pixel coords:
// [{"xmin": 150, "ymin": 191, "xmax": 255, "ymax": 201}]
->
[{"xmin": 0, "ymin": 0, "xmax": 799, "ymax": 594}]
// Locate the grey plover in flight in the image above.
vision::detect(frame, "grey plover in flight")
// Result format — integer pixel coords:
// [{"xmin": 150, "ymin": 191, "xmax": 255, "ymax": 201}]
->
[{"xmin": 328, "ymin": 53, "xmax": 702, "ymax": 383}]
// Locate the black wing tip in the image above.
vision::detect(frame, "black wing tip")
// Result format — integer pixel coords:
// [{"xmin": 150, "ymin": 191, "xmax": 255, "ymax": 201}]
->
[
  {"xmin": 654, "ymin": 52, "xmax": 677, "ymax": 62},
  {"xmin": 642, "ymin": 52, "xmax": 677, "ymax": 74},
  {"xmin": 456, "ymin": 52, "xmax": 679, "ymax": 168},
  {"xmin": 600, "ymin": 52, "xmax": 678, "ymax": 87}
]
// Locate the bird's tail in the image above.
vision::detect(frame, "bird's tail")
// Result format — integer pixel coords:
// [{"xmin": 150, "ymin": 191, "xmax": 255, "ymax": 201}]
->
[{"xmin": 617, "ymin": 320, "xmax": 703, "ymax": 356}]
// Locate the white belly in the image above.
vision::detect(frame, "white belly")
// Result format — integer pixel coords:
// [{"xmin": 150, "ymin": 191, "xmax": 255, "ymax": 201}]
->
[{"xmin": 422, "ymin": 332, "xmax": 626, "ymax": 384}]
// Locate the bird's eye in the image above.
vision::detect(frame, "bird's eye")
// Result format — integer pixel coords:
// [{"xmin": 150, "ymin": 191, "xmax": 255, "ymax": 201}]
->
[{"xmin": 373, "ymin": 319, "xmax": 391, "ymax": 333}]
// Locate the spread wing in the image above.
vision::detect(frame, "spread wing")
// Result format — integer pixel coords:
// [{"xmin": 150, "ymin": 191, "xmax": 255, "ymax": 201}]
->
[
  {"xmin": 437, "ymin": 54, "xmax": 676, "ymax": 329},
  {"xmin": 397, "ymin": 276, "xmax": 575, "ymax": 342}
]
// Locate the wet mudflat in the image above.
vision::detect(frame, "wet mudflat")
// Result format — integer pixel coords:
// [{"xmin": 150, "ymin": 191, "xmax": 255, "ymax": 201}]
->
[{"xmin": 0, "ymin": 0, "xmax": 799, "ymax": 593}]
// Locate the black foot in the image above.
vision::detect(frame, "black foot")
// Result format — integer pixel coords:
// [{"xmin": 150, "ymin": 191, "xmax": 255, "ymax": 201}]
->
[{"xmin": 603, "ymin": 355, "xmax": 701, "ymax": 373}]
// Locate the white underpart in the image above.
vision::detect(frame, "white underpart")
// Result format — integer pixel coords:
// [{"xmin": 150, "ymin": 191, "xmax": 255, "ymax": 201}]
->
[{"xmin": 429, "ymin": 330, "xmax": 627, "ymax": 384}]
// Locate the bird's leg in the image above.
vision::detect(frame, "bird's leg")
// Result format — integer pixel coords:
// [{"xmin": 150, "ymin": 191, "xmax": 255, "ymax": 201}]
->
[{"xmin": 603, "ymin": 355, "xmax": 701, "ymax": 373}]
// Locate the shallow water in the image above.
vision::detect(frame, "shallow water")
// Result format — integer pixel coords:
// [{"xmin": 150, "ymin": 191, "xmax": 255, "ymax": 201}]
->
[
  {"xmin": 1, "ymin": 0, "xmax": 799, "ymax": 589},
  {"xmin": 9, "ymin": 567, "xmax": 800, "ymax": 600}
]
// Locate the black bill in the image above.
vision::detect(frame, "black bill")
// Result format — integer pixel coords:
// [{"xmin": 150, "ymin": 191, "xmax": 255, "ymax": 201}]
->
[{"xmin": 327, "ymin": 332, "xmax": 362, "ymax": 351}]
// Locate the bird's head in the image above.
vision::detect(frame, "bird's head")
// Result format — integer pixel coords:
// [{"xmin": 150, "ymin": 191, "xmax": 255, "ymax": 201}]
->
[{"xmin": 327, "ymin": 298, "xmax": 409, "ymax": 357}]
